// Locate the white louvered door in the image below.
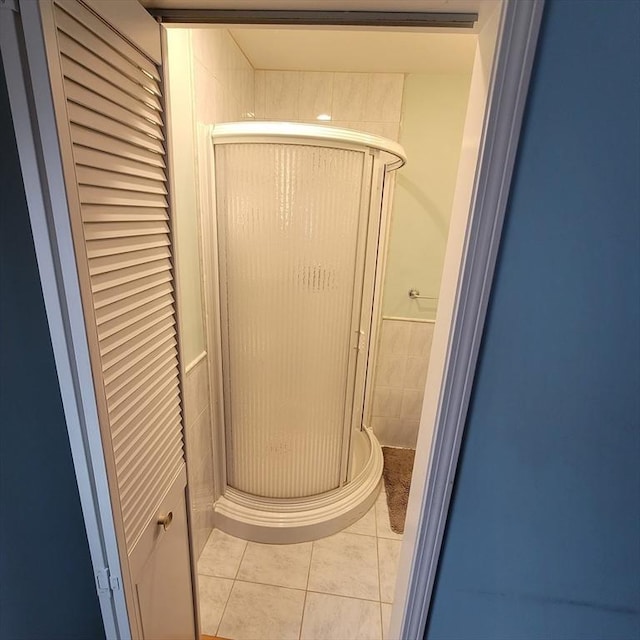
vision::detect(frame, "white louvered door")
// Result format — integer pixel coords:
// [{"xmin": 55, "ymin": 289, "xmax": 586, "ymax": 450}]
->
[{"xmin": 40, "ymin": 1, "xmax": 195, "ymax": 638}]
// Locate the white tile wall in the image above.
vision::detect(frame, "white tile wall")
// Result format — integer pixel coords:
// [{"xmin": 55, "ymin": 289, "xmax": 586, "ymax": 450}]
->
[
  {"xmin": 191, "ymin": 29, "xmax": 255, "ymax": 125},
  {"xmin": 298, "ymin": 72, "xmax": 333, "ymax": 120},
  {"xmin": 184, "ymin": 355, "xmax": 215, "ymax": 558},
  {"xmin": 370, "ymin": 319, "xmax": 434, "ymax": 449},
  {"xmin": 255, "ymin": 70, "xmax": 404, "ymax": 141}
]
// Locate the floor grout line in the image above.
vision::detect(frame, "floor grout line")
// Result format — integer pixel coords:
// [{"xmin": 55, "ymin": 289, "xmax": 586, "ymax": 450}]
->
[
  {"xmin": 232, "ymin": 577, "xmax": 307, "ymax": 593},
  {"xmin": 213, "ymin": 539, "xmax": 249, "ymax": 636},
  {"xmin": 233, "ymin": 540, "xmax": 249, "ymax": 580},
  {"xmin": 298, "ymin": 588, "xmax": 309, "ymax": 640},
  {"xmin": 298, "ymin": 538, "xmax": 315, "ymax": 638},
  {"xmin": 305, "ymin": 588, "xmax": 382, "ymax": 604},
  {"xmin": 375, "ymin": 532, "xmax": 383, "ymax": 604},
  {"xmin": 305, "ymin": 540, "xmax": 314, "ymax": 591},
  {"xmin": 213, "ymin": 577, "xmax": 234, "ymax": 638}
]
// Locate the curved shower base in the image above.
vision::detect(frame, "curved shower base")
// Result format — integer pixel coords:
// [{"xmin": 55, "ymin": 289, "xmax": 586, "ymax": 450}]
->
[{"xmin": 214, "ymin": 427, "xmax": 383, "ymax": 543}]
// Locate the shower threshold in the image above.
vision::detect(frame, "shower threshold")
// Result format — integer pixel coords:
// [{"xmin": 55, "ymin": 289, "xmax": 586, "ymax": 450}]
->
[{"xmin": 213, "ymin": 427, "xmax": 383, "ymax": 544}]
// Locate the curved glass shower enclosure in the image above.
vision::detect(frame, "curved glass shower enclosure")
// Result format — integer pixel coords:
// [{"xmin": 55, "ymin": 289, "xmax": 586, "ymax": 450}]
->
[{"xmin": 210, "ymin": 122, "xmax": 405, "ymax": 542}]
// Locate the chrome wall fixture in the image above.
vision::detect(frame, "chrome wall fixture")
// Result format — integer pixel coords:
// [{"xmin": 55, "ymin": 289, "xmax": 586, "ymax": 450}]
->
[{"xmin": 408, "ymin": 288, "xmax": 438, "ymax": 300}]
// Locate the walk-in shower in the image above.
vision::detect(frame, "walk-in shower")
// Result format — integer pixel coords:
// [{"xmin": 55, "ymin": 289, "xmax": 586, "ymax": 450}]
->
[{"xmin": 209, "ymin": 122, "xmax": 405, "ymax": 542}]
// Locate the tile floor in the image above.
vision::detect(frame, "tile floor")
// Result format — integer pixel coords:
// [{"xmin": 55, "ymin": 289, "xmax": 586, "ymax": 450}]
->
[{"xmin": 198, "ymin": 486, "xmax": 402, "ymax": 640}]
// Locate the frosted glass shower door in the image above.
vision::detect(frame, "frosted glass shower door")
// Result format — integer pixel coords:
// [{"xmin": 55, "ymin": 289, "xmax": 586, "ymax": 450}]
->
[{"xmin": 215, "ymin": 142, "xmax": 371, "ymax": 498}]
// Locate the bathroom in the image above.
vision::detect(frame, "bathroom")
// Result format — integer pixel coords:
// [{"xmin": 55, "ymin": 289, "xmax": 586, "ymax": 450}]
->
[{"xmin": 165, "ymin": 24, "xmax": 473, "ymax": 639}]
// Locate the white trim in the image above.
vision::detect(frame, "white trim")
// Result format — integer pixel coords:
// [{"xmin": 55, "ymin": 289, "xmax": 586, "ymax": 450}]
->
[
  {"xmin": 361, "ymin": 169, "xmax": 396, "ymax": 432},
  {"xmin": 211, "ymin": 121, "xmax": 406, "ymax": 169},
  {"xmin": 197, "ymin": 118, "xmax": 228, "ymax": 501},
  {"xmin": 394, "ymin": 1, "xmax": 545, "ymax": 638},
  {"xmin": 184, "ymin": 350, "xmax": 208, "ymax": 375},
  {"xmin": 0, "ymin": 3, "xmax": 130, "ymax": 638},
  {"xmin": 382, "ymin": 315, "xmax": 437, "ymax": 324}
]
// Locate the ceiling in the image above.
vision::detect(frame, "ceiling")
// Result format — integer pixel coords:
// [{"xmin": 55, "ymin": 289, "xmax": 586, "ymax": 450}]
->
[
  {"xmin": 226, "ymin": 28, "xmax": 476, "ymax": 74},
  {"xmin": 141, "ymin": 0, "xmax": 489, "ymax": 74}
]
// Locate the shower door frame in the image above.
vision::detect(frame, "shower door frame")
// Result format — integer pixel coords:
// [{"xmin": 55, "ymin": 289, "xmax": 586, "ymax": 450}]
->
[{"xmin": 208, "ymin": 133, "xmax": 390, "ymax": 499}]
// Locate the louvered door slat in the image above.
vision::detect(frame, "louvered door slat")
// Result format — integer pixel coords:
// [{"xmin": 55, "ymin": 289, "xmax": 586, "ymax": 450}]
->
[
  {"xmin": 54, "ymin": 2, "xmax": 160, "ymax": 81},
  {"xmin": 101, "ymin": 315, "xmax": 175, "ymax": 372},
  {"xmin": 108, "ymin": 348, "xmax": 177, "ymax": 412},
  {"xmin": 103, "ymin": 329, "xmax": 176, "ymax": 387},
  {"xmin": 58, "ymin": 37, "xmax": 160, "ymax": 104},
  {"xmin": 63, "ymin": 59, "xmax": 163, "ymax": 123},
  {"xmin": 66, "ymin": 81, "xmax": 164, "ymax": 140},
  {"xmin": 52, "ymin": 0, "xmax": 185, "ymax": 552},
  {"xmin": 78, "ymin": 166, "xmax": 167, "ymax": 195},
  {"xmin": 85, "ymin": 221, "xmax": 170, "ymax": 241},
  {"xmin": 119, "ymin": 426, "xmax": 182, "ymax": 496},
  {"xmin": 106, "ymin": 341, "xmax": 177, "ymax": 401},
  {"xmin": 83, "ymin": 205, "xmax": 169, "ymax": 224},
  {"xmin": 99, "ymin": 305, "xmax": 175, "ymax": 356},
  {"xmin": 97, "ymin": 293, "xmax": 174, "ymax": 344},
  {"xmin": 120, "ymin": 433, "xmax": 183, "ymax": 515},
  {"xmin": 61, "ymin": 59, "xmax": 163, "ymax": 112},
  {"xmin": 68, "ymin": 103, "xmax": 165, "ymax": 155},
  {"xmin": 89, "ymin": 249, "xmax": 171, "ymax": 278},
  {"xmin": 87, "ymin": 235, "xmax": 170, "ymax": 260},
  {"xmin": 114, "ymin": 394, "xmax": 181, "ymax": 460},
  {"xmin": 110, "ymin": 371, "xmax": 178, "ymax": 436},
  {"xmin": 93, "ymin": 270, "xmax": 172, "ymax": 308},
  {"xmin": 79, "ymin": 185, "xmax": 168, "ymax": 208},
  {"xmin": 75, "ymin": 148, "xmax": 167, "ymax": 182},
  {"xmin": 95, "ymin": 280, "xmax": 173, "ymax": 324},
  {"xmin": 65, "ymin": 83, "xmax": 160, "ymax": 140},
  {"xmin": 71, "ymin": 128, "xmax": 166, "ymax": 168}
]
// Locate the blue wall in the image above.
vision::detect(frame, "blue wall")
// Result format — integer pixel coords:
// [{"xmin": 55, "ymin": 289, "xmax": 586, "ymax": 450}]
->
[
  {"xmin": 427, "ymin": 1, "xmax": 640, "ymax": 638},
  {"xmin": 0, "ymin": 60, "xmax": 105, "ymax": 638}
]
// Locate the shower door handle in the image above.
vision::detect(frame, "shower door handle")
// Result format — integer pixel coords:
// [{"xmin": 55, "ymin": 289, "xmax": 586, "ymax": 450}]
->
[{"xmin": 353, "ymin": 329, "xmax": 366, "ymax": 351}]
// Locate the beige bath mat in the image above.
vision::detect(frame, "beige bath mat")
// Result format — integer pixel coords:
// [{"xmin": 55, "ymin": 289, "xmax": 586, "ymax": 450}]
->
[{"xmin": 381, "ymin": 446, "xmax": 416, "ymax": 534}]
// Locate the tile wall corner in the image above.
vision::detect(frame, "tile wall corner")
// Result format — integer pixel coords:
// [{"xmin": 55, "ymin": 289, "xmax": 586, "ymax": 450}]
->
[{"xmin": 370, "ymin": 319, "xmax": 434, "ymax": 449}]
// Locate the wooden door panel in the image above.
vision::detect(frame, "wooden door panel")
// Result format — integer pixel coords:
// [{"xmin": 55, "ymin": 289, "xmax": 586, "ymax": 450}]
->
[{"xmin": 134, "ymin": 470, "xmax": 195, "ymax": 640}]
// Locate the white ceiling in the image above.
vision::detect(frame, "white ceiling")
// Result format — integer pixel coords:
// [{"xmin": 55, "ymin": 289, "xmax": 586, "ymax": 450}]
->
[
  {"xmin": 141, "ymin": 0, "xmax": 487, "ymax": 74},
  {"xmin": 226, "ymin": 28, "xmax": 476, "ymax": 74}
]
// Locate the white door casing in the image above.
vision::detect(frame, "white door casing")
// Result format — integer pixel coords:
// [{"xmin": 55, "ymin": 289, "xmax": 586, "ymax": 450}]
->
[{"xmin": 391, "ymin": 1, "xmax": 544, "ymax": 637}]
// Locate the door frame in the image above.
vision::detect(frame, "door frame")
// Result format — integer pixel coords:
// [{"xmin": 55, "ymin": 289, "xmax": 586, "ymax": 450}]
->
[
  {"xmin": 391, "ymin": 1, "xmax": 544, "ymax": 636},
  {"xmin": 0, "ymin": 1, "xmax": 544, "ymax": 639}
]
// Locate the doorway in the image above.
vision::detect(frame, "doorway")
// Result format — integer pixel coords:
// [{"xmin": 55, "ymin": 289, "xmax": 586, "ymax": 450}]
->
[
  {"xmin": 0, "ymin": 0, "xmax": 543, "ymax": 637},
  {"xmin": 163, "ymin": 19, "xmax": 478, "ymax": 640}
]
